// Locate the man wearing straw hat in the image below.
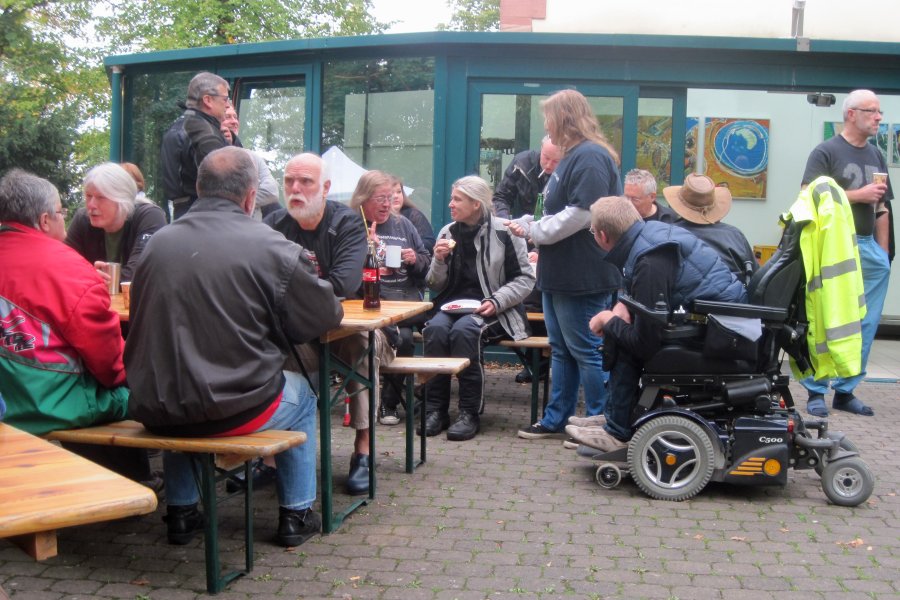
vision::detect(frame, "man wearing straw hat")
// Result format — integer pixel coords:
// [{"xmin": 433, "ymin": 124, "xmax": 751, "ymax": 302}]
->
[
  {"xmin": 265, "ymin": 152, "xmax": 393, "ymax": 496},
  {"xmin": 664, "ymin": 173, "xmax": 756, "ymax": 283}
]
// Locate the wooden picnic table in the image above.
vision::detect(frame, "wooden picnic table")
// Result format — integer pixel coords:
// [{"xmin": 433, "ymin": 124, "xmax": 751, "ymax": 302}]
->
[{"xmin": 0, "ymin": 423, "xmax": 157, "ymax": 560}]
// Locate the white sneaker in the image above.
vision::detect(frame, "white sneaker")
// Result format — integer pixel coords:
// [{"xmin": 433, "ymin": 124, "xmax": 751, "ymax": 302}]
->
[
  {"xmin": 565, "ymin": 424, "xmax": 627, "ymax": 452},
  {"xmin": 567, "ymin": 414, "xmax": 607, "ymax": 428},
  {"xmin": 562, "ymin": 437, "xmax": 579, "ymax": 449}
]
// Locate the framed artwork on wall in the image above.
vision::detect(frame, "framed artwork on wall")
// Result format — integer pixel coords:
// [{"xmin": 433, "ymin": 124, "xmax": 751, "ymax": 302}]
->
[{"xmin": 685, "ymin": 117, "xmax": 769, "ymax": 199}]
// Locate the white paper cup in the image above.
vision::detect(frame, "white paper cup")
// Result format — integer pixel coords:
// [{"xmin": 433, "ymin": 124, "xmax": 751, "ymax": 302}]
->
[{"xmin": 385, "ymin": 245, "xmax": 402, "ymax": 269}]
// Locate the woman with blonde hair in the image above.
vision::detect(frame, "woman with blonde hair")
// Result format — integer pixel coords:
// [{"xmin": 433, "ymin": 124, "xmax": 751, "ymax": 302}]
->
[
  {"xmin": 66, "ymin": 162, "xmax": 167, "ymax": 285},
  {"xmin": 508, "ymin": 89, "xmax": 622, "ymax": 441},
  {"xmin": 421, "ymin": 175, "xmax": 535, "ymax": 441}
]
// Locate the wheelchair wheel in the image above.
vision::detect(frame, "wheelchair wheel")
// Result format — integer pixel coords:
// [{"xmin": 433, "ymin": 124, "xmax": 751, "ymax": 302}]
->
[
  {"xmin": 814, "ymin": 435, "xmax": 860, "ymax": 476},
  {"xmin": 595, "ymin": 463, "xmax": 622, "ymax": 489},
  {"xmin": 820, "ymin": 457, "xmax": 874, "ymax": 507},
  {"xmin": 627, "ymin": 415, "xmax": 716, "ymax": 501}
]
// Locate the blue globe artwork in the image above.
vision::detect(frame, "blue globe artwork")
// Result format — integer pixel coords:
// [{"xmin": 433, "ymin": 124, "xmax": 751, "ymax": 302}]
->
[{"xmin": 711, "ymin": 119, "xmax": 768, "ymax": 177}]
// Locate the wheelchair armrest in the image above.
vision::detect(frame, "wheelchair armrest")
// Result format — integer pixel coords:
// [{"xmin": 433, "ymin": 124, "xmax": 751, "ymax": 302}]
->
[
  {"xmin": 619, "ymin": 293, "xmax": 669, "ymax": 326},
  {"xmin": 692, "ymin": 299, "xmax": 787, "ymax": 322}
]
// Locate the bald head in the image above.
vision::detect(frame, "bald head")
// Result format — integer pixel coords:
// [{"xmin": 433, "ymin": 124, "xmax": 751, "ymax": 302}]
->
[
  {"xmin": 283, "ymin": 153, "xmax": 331, "ymax": 229},
  {"xmin": 197, "ymin": 147, "xmax": 258, "ymax": 213}
]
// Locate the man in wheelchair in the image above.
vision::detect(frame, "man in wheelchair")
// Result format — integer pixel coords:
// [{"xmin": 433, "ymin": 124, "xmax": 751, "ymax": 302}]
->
[{"xmin": 571, "ymin": 196, "xmax": 747, "ymax": 451}]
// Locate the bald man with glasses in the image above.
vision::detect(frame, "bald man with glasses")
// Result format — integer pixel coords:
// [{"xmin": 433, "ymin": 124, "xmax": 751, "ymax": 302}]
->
[{"xmin": 800, "ymin": 89, "xmax": 893, "ymax": 418}]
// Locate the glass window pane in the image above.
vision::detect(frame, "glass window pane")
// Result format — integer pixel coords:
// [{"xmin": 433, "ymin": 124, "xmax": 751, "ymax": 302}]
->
[
  {"xmin": 238, "ymin": 80, "xmax": 306, "ymax": 198},
  {"xmin": 126, "ymin": 71, "xmax": 195, "ymax": 208},
  {"xmin": 637, "ymin": 97, "xmax": 674, "ymax": 193},
  {"xmin": 479, "ymin": 93, "xmax": 624, "ymax": 192},
  {"xmin": 322, "ymin": 58, "xmax": 435, "ymax": 218}
]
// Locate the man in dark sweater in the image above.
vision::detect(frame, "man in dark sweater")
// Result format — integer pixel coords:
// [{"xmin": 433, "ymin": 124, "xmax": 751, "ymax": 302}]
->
[{"xmin": 568, "ymin": 196, "xmax": 746, "ymax": 451}]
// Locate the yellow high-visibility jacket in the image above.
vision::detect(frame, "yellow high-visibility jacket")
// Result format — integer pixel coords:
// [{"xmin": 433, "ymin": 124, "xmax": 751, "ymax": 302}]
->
[{"xmin": 783, "ymin": 176, "xmax": 865, "ymax": 381}]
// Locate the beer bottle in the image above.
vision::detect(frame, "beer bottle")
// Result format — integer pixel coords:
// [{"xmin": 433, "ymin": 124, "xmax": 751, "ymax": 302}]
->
[
  {"xmin": 533, "ymin": 192, "xmax": 544, "ymax": 221},
  {"xmin": 363, "ymin": 240, "xmax": 381, "ymax": 310}
]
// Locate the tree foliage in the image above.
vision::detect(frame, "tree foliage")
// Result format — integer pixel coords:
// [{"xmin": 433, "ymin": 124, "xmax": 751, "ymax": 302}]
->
[
  {"xmin": 439, "ymin": 0, "xmax": 499, "ymax": 32},
  {"xmin": 96, "ymin": 0, "xmax": 386, "ymax": 52},
  {"xmin": 1, "ymin": 0, "xmax": 388, "ymax": 200},
  {"xmin": 0, "ymin": 1, "xmax": 101, "ymax": 195}
]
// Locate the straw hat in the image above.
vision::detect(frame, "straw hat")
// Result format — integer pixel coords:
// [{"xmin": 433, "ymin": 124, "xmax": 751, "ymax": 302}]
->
[{"xmin": 663, "ymin": 173, "xmax": 733, "ymax": 225}]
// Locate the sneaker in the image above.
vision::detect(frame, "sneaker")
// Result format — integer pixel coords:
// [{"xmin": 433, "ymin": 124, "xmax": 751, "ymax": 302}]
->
[
  {"xmin": 565, "ymin": 424, "xmax": 627, "ymax": 452},
  {"xmin": 567, "ymin": 414, "xmax": 607, "ymax": 428},
  {"xmin": 562, "ymin": 437, "xmax": 579, "ymax": 449},
  {"xmin": 517, "ymin": 422, "xmax": 565, "ymax": 439},
  {"xmin": 378, "ymin": 404, "xmax": 401, "ymax": 426}
]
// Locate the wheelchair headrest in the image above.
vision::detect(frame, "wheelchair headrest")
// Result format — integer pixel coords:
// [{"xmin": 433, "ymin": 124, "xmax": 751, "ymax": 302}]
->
[{"xmin": 747, "ymin": 220, "xmax": 804, "ymax": 309}]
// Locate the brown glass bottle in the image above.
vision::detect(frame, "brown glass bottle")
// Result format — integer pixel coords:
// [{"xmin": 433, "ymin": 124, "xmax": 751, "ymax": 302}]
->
[{"xmin": 363, "ymin": 240, "xmax": 381, "ymax": 310}]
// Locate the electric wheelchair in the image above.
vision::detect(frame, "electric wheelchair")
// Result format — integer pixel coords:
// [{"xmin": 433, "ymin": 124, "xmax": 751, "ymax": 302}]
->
[{"xmin": 590, "ymin": 221, "xmax": 874, "ymax": 506}]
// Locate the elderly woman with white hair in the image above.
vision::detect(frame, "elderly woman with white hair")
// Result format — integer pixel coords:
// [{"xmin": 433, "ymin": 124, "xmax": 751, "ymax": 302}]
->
[
  {"xmin": 421, "ymin": 175, "xmax": 535, "ymax": 441},
  {"xmin": 66, "ymin": 162, "xmax": 167, "ymax": 285}
]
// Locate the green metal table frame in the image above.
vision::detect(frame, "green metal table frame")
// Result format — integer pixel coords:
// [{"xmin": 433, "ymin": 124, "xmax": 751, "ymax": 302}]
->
[{"xmin": 317, "ymin": 330, "xmax": 377, "ymax": 534}]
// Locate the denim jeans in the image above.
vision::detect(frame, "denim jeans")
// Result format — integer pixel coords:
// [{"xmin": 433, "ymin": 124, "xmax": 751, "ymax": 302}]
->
[
  {"xmin": 802, "ymin": 235, "xmax": 891, "ymax": 397},
  {"xmin": 538, "ymin": 291, "xmax": 612, "ymax": 431},
  {"xmin": 164, "ymin": 370, "xmax": 318, "ymax": 510},
  {"xmin": 603, "ymin": 348, "xmax": 643, "ymax": 441}
]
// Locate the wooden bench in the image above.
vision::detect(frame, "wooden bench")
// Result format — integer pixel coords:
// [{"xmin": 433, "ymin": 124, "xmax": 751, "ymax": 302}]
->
[
  {"xmin": 46, "ymin": 420, "xmax": 306, "ymax": 594},
  {"xmin": 500, "ymin": 336, "xmax": 551, "ymax": 424},
  {"xmin": 0, "ymin": 423, "xmax": 157, "ymax": 562},
  {"xmin": 381, "ymin": 356, "xmax": 470, "ymax": 472}
]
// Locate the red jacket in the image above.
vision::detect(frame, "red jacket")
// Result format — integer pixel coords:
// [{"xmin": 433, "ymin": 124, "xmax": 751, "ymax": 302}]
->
[{"xmin": 0, "ymin": 223, "xmax": 128, "ymax": 434}]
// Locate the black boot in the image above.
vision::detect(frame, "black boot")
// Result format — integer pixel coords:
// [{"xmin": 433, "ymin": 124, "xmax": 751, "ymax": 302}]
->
[
  {"xmin": 164, "ymin": 504, "xmax": 204, "ymax": 545},
  {"xmin": 417, "ymin": 411, "xmax": 450, "ymax": 437},
  {"xmin": 447, "ymin": 412, "xmax": 480, "ymax": 441},
  {"xmin": 346, "ymin": 453, "xmax": 371, "ymax": 496},
  {"xmin": 276, "ymin": 507, "xmax": 321, "ymax": 547}
]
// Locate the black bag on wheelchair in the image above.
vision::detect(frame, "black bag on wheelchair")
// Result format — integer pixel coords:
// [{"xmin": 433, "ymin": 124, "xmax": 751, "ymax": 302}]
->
[{"xmin": 702, "ymin": 314, "xmax": 759, "ymax": 362}]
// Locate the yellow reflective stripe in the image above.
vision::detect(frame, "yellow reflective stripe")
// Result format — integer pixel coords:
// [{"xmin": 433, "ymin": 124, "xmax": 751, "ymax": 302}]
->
[
  {"xmin": 826, "ymin": 320, "xmax": 862, "ymax": 342},
  {"xmin": 807, "ymin": 258, "xmax": 859, "ymax": 293}
]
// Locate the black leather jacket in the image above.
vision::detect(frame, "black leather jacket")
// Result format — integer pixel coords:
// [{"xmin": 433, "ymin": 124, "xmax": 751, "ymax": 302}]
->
[{"xmin": 160, "ymin": 108, "xmax": 229, "ymax": 204}]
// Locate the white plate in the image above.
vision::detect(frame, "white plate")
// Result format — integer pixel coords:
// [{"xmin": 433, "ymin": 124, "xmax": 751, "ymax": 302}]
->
[{"xmin": 440, "ymin": 299, "xmax": 482, "ymax": 314}]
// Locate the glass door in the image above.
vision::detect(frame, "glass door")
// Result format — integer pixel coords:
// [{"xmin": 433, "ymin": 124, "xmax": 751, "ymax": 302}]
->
[
  {"xmin": 231, "ymin": 75, "xmax": 311, "ymax": 200},
  {"xmin": 466, "ymin": 81, "xmax": 685, "ymax": 198}
]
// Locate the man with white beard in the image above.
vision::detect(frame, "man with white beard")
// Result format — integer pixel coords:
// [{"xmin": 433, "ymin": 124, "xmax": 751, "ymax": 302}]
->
[{"xmin": 264, "ymin": 153, "xmax": 388, "ymax": 496}]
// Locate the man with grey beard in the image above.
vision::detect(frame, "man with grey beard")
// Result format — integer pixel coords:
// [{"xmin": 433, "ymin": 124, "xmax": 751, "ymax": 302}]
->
[{"xmin": 264, "ymin": 153, "xmax": 390, "ymax": 497}]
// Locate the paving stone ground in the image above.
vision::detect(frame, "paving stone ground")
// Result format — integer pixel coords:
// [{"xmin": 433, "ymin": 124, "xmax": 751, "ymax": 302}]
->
[{"xmin": 1, "ymin": 365, "xmax": 897, "ymax": 599}]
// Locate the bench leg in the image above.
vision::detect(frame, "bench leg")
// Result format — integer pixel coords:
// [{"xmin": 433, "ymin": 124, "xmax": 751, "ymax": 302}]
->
[
  {"xmin": 8, "ymin": 531, "xmax": 56, "ymax": 561},
  {"xmin": 197, "ymin": 453, "xmax": 253, "ymax": 594},
  {"xmin": 529, "ymin": 348, "xmax": 542, "ymax": 425},
  {"xmin": 404, "ymin": 374, "xmax": 427, "ymax": 473}
]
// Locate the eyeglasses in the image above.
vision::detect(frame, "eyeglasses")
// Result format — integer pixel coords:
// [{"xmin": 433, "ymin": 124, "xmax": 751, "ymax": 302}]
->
[
  {"xmin": 852, "ymin": 107, "xmax": 884, "ymax": 116},
  {"xmin": 206, "ymin": 93, "xmax": 230, "ymax": 101},
  {"xmin": 368, "ymin": 195, "xmax": 392, "ymax": 205},
  {"xmin": 55, "ymin": 207, "xmax": 68, "ymax": 218}
]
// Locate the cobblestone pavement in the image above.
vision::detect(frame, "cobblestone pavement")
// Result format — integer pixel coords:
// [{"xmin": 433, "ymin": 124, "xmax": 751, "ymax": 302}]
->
[{"xmin": 1, "ymin": 366, "xmax": 898, "ymax": 599}]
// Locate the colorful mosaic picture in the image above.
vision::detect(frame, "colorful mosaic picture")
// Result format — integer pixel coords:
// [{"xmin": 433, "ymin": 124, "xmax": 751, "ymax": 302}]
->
[
  {"xmin": 685, "ymin": 117, "xmax": 769, "ymax": 199},
  {"xmin": 892, "ymin": 125, "xmax": 900, "ymax": 166}
]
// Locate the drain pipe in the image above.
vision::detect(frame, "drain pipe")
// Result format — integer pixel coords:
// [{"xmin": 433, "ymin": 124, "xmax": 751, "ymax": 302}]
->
[{"xmin": 792, "ymin": 0, "xmax": 809, "ymax": 51}]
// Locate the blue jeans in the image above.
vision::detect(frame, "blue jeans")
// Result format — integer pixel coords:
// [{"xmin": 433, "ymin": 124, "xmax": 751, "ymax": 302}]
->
[
  {"xmin": 165, "ymin": 370, "xmax": 318, "ymax": 510},
  {"xmin": 539, "ymin": 291, "xmax": 612, "ymax": 431},
  {"xmin": 802, "ymin": 235, "xmax": 891, "ymax": 397},
  {"xmin": 603, "ymin": 346, "xmax": 643, "ymax": 441}
]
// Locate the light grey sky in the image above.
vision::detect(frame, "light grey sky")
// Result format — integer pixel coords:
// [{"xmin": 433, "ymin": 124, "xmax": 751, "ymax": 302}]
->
[{"xmin": 370, "ymin": 0, "xmax": 453, "ymax": 33}]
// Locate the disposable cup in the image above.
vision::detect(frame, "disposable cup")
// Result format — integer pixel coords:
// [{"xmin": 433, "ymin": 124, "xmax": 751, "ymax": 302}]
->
[
  {"xmin": 120, "ymin": 281, "xmax": 131, "ymax": 309},
  {"xmin": 873, "ymin": 172, "xmax": 888, "ymax": 185}
]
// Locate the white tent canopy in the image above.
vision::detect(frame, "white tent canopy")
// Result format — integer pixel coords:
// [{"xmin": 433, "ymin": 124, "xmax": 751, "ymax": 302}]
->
[{"xmin": 322, "ymin": 146, "xmax": 413, "ymax": 203}]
